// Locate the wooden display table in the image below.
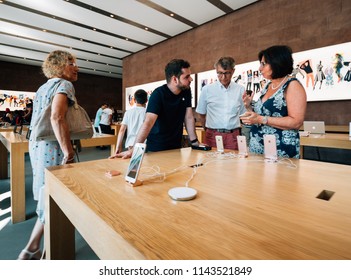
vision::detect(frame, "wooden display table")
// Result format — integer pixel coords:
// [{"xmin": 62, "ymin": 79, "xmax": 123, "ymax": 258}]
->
[
  {"xmin": 300, "ymin": 133, "xmax": 351, "ymax": 158},
  {"xmin": 44, "ymin": 148, "xmax": 351, "ymax": 259},
  {"xmin": 0, "ymin": 131, "xmax": 116, "ymax": 223}
]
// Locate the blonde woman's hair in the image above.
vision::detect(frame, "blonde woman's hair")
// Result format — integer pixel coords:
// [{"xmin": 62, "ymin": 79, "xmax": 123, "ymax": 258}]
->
[{"xmin": 42, "ymin": 50, "xmax": 75, "ymax": 78}]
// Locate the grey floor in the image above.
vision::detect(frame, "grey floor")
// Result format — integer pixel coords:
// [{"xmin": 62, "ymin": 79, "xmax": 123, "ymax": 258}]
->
[{"xmin": 0, "ymin": 146, "xmax": 111, "ymax": 260}]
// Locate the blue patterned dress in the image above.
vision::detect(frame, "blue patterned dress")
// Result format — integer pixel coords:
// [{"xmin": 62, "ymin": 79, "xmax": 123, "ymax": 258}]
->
[
  {"xmin": 29, "ymin": 78, "xmax": 75, "ymax": 222},
  {"xmin": 249, "ymin": 77, "xmax": 301, "ymax": 158}
]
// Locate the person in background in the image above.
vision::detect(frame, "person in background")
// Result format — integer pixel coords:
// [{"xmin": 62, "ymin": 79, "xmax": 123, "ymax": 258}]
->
[
  {"xmin": 99, "ymin": 104, "xmax": 113, "ymax": 134},
  {"xmin": 3, "ymin": 108, "xmax": 13, "ymax": 123},
  {"xmin": 196, "ymin": 56, "xmax": 246, "ymax": 150},
  {"xmin": 240, "ymin": 45, "xmax": 307, "ymax": 158},
  {"xmin": 23, "ymin": 99, "xmax": 33, "ymax": 124},
  {"xmin": 112, "ymin": 89, "xmax": 148, "ymax": 155},
  {"xmin": 93, "ymin": 103, "xmax": 107, "ymax": 132},
  {"xmin": 111, "ymin": 59, "xmax": 200, "ymax": 159},
  {"xmin": 17, "ymin": 50, "xmax": 78, "ymax": 260},
  {"xmin": 12, "ymin": 110, "xmax": 24, "ymax": 126}
]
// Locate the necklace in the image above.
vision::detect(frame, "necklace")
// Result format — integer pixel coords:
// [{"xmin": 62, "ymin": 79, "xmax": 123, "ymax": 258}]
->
[{"xmin": 271, "ymin": 76, "xmax": 288, "ymax": 90}]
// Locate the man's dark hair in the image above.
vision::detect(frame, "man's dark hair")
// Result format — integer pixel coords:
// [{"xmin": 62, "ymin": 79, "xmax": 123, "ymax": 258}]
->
[
  {"xmin": 165, "ymin": 59, "xmax": 190, "ymax": 83},
  {"xmin": 258, "ymin": 45, "xmax": 293, "ymax": 79},
  {"xmin": 134, "ymin": 89, "xmax": 148, "ymax": 104}
]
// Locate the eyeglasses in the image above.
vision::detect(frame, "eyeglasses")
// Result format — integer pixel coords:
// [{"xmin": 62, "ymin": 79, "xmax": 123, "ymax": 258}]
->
[
  {"xmin": 217, "ymin": 71, "xmax": 232, "ymax": 77},
  {"xmin": 259, "ymin": 61, "xmax": 267, "ymax": 67}
]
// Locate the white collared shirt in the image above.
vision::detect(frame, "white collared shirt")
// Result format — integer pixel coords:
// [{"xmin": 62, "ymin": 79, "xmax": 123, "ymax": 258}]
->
[{"xmin": 196, "ymin": 80, "xmax": 245, "ymax": 129}]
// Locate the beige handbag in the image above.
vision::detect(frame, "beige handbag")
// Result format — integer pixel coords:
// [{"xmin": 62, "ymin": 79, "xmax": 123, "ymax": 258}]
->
[{"xmin": 31, "ymin": 87, "xmax": 94, "ymax": 141}]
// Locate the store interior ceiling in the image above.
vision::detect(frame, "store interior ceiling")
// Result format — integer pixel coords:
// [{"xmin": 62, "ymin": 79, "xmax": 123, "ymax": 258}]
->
[{"xmin": 0, "ymin": 0, "xmax": 258, "ymax": 78}]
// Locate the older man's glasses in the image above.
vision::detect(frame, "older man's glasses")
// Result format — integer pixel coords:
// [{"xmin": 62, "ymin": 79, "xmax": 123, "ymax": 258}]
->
[{"xmin": 217, "ymin": 71, "xmax": 232, "ymax": 77}]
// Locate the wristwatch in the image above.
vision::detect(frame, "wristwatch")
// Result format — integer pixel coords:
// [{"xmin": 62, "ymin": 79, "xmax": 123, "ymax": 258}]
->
[{"xmin": 262, "ymin": 116, "xmax": 268, "ymax": 125}]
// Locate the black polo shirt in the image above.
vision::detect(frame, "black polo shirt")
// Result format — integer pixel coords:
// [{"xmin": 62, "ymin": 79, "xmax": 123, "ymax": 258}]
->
[{"xmin": 146, "ymin": 84, "xmax": 192, "ymax": 152}]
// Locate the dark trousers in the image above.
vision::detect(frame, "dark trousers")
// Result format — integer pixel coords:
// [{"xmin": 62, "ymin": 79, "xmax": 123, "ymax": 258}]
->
[{"xmin": 99, "ymin": 124, "xmax": 113, "ymax": 135}]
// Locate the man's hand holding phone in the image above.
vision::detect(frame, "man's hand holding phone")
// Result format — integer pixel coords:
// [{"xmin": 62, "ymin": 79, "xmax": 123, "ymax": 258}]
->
[
  {"xmin": 191, "ymin": 142, "xmax": 211, "ymax": 151},
  {"xmin": 242, "ymin": 90, "xmax": 254, "ymax": 110}
]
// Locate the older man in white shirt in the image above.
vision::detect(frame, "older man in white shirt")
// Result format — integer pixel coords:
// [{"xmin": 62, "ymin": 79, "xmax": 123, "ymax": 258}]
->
[{"xmin": 196, "ymin": 57, "xmax": 246, "ymax": 150}]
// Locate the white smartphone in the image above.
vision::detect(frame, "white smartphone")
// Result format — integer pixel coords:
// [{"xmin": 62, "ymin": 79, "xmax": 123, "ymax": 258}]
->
[
  {"xmin": 215, "ymin": 135, "xmax": 224, "ymax": 153},
  {"xmin": 263, "ymin": 134, "xmax": 278, "ymax": 162},
  {"xmin": 125, "ymin": 143, "xmax": 146, "ymax": 184},
  {"xmin": 237, "ymin": 135, "xmax": 248, "ymax": 157}
]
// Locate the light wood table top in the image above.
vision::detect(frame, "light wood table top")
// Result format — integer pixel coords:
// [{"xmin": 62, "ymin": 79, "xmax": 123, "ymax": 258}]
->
[
  {"xmin": 45, "ymin": 148, "xmax": 351, "ymax": 259},
  {"xmin": 0, "ymin": 125, "xmax": 29, "ymax": 132},
  {"xmin": 300, "ymin": 133, "xmax": 351, "ymax": 158},
  {"xmin": 0, "ymin": 131, "xmax": 116, "ymax": 223}
]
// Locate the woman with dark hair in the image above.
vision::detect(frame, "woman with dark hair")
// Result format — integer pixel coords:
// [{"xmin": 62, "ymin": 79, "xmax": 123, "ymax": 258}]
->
[{"xmin": 240, "ymin": 45, "xmax": 307, "ymax": 158}]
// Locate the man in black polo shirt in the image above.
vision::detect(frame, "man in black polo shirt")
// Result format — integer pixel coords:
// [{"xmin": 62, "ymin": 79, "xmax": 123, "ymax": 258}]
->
[{"xmin": 113, "ymin": 59, "xmax": 199, "ymax": 158}]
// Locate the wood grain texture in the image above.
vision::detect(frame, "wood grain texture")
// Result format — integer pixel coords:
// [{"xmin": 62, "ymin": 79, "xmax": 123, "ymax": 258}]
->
[
  {"xmin": 45, "ymin": 148, "xmax": 351, "ymax": 259},
  {"xmin": 0, "ymin": 131, "xmax": 116, "ymax": 223},
  {"xmin": 300, "ymin": 133, "xmax": 351, "ymax": 158}
]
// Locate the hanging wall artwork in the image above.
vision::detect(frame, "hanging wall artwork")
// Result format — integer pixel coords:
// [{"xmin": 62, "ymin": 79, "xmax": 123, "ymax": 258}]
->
[
  {"xmin": 197, "ymin": 42, "xmax": 351, "ymax": 103},
  {"xmin": 0, "ymin": 90, "xmax": 35, "ymax": 111},
  {"xmin": 125, "ymin": 74, "xmax": 196, "ymax": 110}
]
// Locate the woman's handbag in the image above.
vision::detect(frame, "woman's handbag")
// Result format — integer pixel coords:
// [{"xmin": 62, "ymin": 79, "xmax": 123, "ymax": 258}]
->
[{"xmin": 31, "ymin": 95, "xmax": 94, "ymax": 141}]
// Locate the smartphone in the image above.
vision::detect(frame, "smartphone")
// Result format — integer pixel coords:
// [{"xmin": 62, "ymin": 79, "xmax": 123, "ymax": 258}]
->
[
  {"xmin": 125, "ymin": 143, "xmax": 146, "ymax": 184},
  {"xmin": 191, "ymin": 144, "xmax": 212, "ymax": 151},
  {"xmin": 215, "ymin": 135, "xmax": 224, "ymax": 153},
  {"xmin": 263, "ymin": 134, "xmax": 278, "ymax": 162},
  {"xmin": 237, "ymin": 135, "xmax": 248, "ymax": 157}
]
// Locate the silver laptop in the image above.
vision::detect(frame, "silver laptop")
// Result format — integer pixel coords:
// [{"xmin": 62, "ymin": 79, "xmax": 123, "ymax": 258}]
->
[{"xmin": 303, "ymin": 121, "xmax": 325, "ymax": 134}]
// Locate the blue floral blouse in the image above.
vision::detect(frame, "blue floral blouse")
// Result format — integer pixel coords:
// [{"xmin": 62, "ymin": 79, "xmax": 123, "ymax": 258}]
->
[{"xmin": 249, "ymin": 77, "xmax": 301, "ymax": 158}]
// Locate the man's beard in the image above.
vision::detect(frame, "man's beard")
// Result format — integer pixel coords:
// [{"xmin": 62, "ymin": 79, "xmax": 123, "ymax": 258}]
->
[{"xmin": 177, "ymin": 82, "xmax": 190, "ymax": 91}]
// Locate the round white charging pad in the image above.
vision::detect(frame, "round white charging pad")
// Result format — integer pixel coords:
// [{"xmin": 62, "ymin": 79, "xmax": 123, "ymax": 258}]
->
[{"xmin": 168, "ymin": 187, "xmax": 197, "ymax": 201}]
